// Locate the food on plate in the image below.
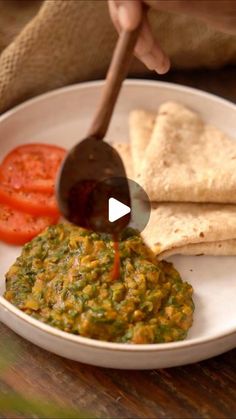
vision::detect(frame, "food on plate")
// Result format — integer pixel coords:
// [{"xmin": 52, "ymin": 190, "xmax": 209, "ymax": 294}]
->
[
  {"xmin": 0, "ymin": 143, "xmax": 66, "ymax": 193},
  {"xmin": 112, "ymin": 143, "xmax": 134, "ymax": 179},
  {"xmin": 113, "ymin": 101, "xmax": 236, "ymax": 258},
  {"xmin": 143, "ymin": 202, "xmax": 236, "ymax": 259},
  {"xmin": 134, "ymin": 102, "xmax": 236, "ymax": 203},
  {"xmin": 159, "ymin": 239, "xmax": 236, "ymax": 259},
  {"xmin": 116, "ymin": 142, "xmax": 236, "ymax": 258},
  {"xmin": 129, "ymin": 110, "xmax": 155, "ymax": 177},
  {"xmin": 0, "ymin": 203, "xmax": 59, "ymax": 245},
  {"xmin": 4, "ymin": 223, "xmax": 194, "ymax": 344},
  {"xmin": 0, "ymin": 143, "xmax": 63, "ymax": 244}
]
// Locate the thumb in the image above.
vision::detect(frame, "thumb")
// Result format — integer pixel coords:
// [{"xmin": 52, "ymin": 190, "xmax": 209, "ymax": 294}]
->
[{"xmin": 116, "ymin": 0, "xmax": 143, "ymax": 31}]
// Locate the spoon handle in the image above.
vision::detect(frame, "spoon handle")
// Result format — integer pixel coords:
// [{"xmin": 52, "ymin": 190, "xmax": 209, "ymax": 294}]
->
[{"xmin": 87, "ymin": 25, "xmax": 141, "ymax": 140}]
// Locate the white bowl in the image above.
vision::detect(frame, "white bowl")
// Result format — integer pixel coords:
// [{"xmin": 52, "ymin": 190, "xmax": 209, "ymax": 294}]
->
[{"xmin": 0, "ymin": 80, "xmax": 235, "ymax": 369}]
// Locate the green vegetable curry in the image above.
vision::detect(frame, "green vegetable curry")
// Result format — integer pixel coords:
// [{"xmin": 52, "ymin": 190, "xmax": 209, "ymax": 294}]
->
[{"xmin": 5, "ymin": 224, "xmax": 194, "ymax": 344}]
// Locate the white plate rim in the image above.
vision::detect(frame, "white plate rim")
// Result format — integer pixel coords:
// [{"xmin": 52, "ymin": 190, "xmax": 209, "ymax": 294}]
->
[
  {"xmin": 0, "ymin": 79, "xmax": 235, "ymax": 353},
  {"xmin": 1, "ymin": 79, "xmax": 235, "ymax": 123}
]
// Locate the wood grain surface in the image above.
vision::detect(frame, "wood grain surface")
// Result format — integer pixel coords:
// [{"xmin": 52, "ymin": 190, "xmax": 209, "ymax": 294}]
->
[{"xmin": 0, "ymin": 67, "xmax": 236, "ymax": 419}]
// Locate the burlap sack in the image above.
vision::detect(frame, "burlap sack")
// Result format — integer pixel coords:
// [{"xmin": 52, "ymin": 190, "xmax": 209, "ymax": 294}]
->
[{"xmin": 0, "ymin": 0, "xmax": 236, "ymax": 114}]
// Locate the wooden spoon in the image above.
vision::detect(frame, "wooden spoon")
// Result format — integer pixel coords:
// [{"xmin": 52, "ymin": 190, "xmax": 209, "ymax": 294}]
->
[{"xmin": 57, "ymin": 26, "xmax": 141, "ymax": 233}]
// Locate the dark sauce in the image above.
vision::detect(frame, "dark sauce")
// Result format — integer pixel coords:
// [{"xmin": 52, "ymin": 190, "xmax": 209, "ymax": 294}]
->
[
  {"xmin": 67, "ymin": 179, "xmax": 97, "ymax": 229},
  {"xmin": 68, "ymin": 179, "xmax": 131, "ymax": 280}
]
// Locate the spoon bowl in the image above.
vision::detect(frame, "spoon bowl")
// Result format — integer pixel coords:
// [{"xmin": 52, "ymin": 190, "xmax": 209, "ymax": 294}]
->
[{"xmin": 56, "ymin": 136, "xmax": 131, "ymax": 233}]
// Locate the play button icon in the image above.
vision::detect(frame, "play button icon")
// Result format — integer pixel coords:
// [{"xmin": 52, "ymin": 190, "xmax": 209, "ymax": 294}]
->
[
  {"xmin": 64, "ymin": 175, "xmax": 150, "ymax": 235},
  {"xmin": 108, "ymin": 198, "xmax": 131, "ymax": 223},
  {"xmin": 80, "ymin": 177, "xmax": 150, "ymax": 235}
]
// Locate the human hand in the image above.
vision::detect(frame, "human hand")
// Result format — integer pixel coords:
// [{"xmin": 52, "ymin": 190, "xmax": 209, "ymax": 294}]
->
[
  {"xmin": 108, "ymin": 0, "xmax": 170, "ymax": 74},
  {"xmin": 108, "ymin": 0, "xmax": 236, "ymax": 74}
]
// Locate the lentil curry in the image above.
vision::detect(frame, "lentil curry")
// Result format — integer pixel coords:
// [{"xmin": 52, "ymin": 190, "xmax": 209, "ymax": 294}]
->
[{"xmin": 5, "ymin": 224, "xmax": 194, "ymax": 344}]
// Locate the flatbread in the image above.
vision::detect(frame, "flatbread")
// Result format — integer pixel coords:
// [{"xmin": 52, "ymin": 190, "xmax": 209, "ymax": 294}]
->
[
  {"xmin": 159, "ymin": 239, "xmax": 236, "ymax": 259},
  {"xmin": 112, "ymin": 143, "xmax": 133, "ymax": 179},
  {"xmin": 129, "ymin": 110, "xmax": 156, "ymax": 177},
  {"xmin": 137, "ymin": 102, "xmax": 236, "ymax": 203},
  {"xmin": 142, "ymin": 202, "xmax": 236, "ymax": 256},
  {"xmin": 116, "ymin": 141, "xmax": 236, "ymax": 258}
]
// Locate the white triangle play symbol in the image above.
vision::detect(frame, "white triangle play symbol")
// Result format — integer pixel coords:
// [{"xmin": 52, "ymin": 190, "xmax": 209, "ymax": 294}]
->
[{"xmin": 108, "ymin": 197, "xmax": 131, "ymax": 223}]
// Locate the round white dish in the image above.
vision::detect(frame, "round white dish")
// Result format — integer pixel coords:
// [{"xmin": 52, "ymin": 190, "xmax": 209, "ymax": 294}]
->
[{"xmin": 0, "ymin": 80, "xmax": 235, "ymax": 369}]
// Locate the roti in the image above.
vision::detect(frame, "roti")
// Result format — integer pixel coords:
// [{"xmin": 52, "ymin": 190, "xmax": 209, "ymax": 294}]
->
[
  {"xmin": 142, "ymin": 201, "xmax": 236, "ymax": 258},
  {"xmin": 136, "ymin": 102, "xmax": 236, "ymax": 203},
  {"xmin": 115, "ymin": 112, "xmax": 236, "ymax": 257},
  {"xmin": 129, "ymin": 110, "xmax": 156, "ymax": 177}
]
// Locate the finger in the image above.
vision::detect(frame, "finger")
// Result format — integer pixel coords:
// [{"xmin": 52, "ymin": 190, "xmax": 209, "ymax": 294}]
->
[
  {"xmin": 110, "ymin": 0, "xmax": 143, "ymax": 31},
  {"xmin": 108, "ymin": 0, "xmax": 121, "ymax": 32},
  {"xmin": 108, "ymin": 1, "xmax": 170, "ymax": 74},
  {"xmin": 134, "ymin": 18, "xmax": 170, "ymax": 74}
]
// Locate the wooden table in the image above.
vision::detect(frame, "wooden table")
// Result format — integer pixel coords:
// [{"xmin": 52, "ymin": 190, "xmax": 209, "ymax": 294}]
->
[{"xmin": 1, "ymin": 67, "xmax": 236, "ymax": 419}]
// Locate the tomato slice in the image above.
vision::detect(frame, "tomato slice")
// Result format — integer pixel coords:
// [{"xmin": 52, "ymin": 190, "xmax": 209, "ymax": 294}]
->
[
  {"xmin": 0, "ymin": 203, "xmax": 59, "ymax": 245},
  {"xmin": 0, "ymin": 182, "xmax": 60, "ymax": 217},
  {"xmin": 0, "ymin": 143, "xmax": 66, "ymax": 193}
]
